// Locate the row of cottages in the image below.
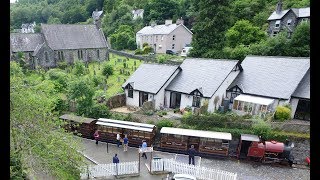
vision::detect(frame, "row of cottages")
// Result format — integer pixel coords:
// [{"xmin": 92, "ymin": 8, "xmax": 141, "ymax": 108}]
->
[
  {"xmin": 122, "ymin": 58, "xmax": 242, "ymax": 113},
  {"xmin": 10, "ymin": 10, "xmax": 109, "ymax": 68},
  {"xmin": 136, "ymin": 19, "xmax": 192, "ymax": 54},
  {"xmin": 267, "ymin": 0, "xmax": 310, "ymax": 37},
  {"xmin": 122, "ymin": 56, "xmax": 309, "ymax": 120}
]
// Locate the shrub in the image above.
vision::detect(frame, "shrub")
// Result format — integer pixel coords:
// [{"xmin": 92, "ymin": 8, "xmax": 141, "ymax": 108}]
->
[
  {"xmin": 73, "ymin": 60, "xmax": 86, "ymax": 76},
  {"xmin": 156, "ymin": 119, "xmax": 174, "ymax": 129},
  {"xmin": 102, "ymin": 64, "xmax": 114, "ymax": 77},
  {"xmin": 144, "ymin": 110, "xmax": 154, "ymax": 116},
  {"xmin": 87, "ymin": 103, "xmax": 111, "ymax": 119},
  {"xmin": 143, "ymin": 46, "xmax": 153, "ymax": 54},
  {"xmin": 124, "ymin": 113, "xmax": 132, "ymax": 121},
  {"xmin": 92, "ymin": 75, "xmax": 104, "ymax": 87},
  {"xmin": 142, "ymin": 42, "xmax": 149, "ymax": 48},
  {"xmin": 134, "ymin": 49, "xmax": 143, "ymax": 55},
  {"xmin": 57, "ymin": 61, "xmax": 68, "ymax": 70},
  {"xmin": 274, "ymin": 106, "xmax": 291, "ymax": 121},
  {"xmin": 184, "ymin": 106, "xmax": 192, "ymax": 112},
  {"xmin": 157, "ymin": 111, "xmax": 167, "ymax": 117},
  {"xmin": 53, "ymin": 98, "xmax": 68, "ymax": 115},
  {"xmin": 251, "ymin": 119, "xmax": 272, "ymax": 139}
]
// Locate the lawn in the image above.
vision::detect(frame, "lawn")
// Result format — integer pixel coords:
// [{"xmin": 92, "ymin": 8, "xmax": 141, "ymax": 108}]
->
[{"xmin": 88, "ymin": 53, "xmax": 143, "ymax": 98}]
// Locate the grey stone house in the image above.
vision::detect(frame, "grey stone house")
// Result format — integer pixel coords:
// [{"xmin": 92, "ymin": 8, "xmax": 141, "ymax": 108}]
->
[
  {"xmin": 267, "ymin": 0, "xmax": 310, "ymax": 37},
  {"xmin": 10, "ymin": 11, "xmax": 108, "ymax": 69}
]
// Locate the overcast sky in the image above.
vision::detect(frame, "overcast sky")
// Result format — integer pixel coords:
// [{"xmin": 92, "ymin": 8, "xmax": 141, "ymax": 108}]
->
[{"xmin": 10, "ymin": 0, "xmax": 16, "ymax": 3}]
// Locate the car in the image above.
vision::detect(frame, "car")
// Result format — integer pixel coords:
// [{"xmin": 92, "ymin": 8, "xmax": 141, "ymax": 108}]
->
[
  {"xmin": 172, "ymin": 174, "xmax": 197, "ymax": 180},
  {"xmin": 166, "ymin": 49, "xmax": 177, "ymax": 55},
  {"xmin": 180, "ymin": 47, "xmax": 193, "ymax": 57}
]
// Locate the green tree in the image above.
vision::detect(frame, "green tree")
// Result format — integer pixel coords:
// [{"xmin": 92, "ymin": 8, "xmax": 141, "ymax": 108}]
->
[
  {"xmin": 73, "ymin": 60, "xmax": 86, "ymax": 76},
  {"xmin": 10, "ymin": 61, "xmax": 86, "ymax": 179},
  {"xmin": 290, "ymin": 22, "xmax": 310, "ymax": 57},
  {"xmin": 226, "ymin": 20, "xmax": 267, "ymax": 48},
  {"xmin": 189, "ymin": 0, "xmax": 232, "ymax": 58},
  {"xmin": 47, "ymin": 16, "xmax": 61, "ymax": 24},
  {"xmin": 102, "ymin": 63, "xmax": 114, "ymax": 77},
  {"xmin": 67, "ymin": 79, "xmax": 94, "ymax": 116},
  {"xmin": 230, "ymin": 0, "xmax": 266, "ymax": 21},
  {"xmin": 144, "ymin": 0, "xmax": 180, "ymax": 25}
]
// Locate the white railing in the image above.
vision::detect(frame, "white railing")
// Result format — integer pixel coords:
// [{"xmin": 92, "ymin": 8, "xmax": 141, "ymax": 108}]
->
[
  {"xmin": 81, "ymin": 161, "xmax": 139, "ymax": 179},
  {"xmin": 151, "ymin": 159, "xmax": 237, "ymax": 180}
]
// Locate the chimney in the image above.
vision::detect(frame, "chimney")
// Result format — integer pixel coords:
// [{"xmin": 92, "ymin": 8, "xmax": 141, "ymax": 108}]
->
[
  {"xmin": 165, "ymin": 20, "xmax": 172, "ymax": 26},
  {"xmin": 176, "ymin": 17, "xmax": 184, "ymax": 25},
  {"xmin": 276, "ymin": 0, "xmax": 283, "ymax": 14},
  {"xmin": 92, "ymin": 9, "xmax": 103, "ymax": 29}
]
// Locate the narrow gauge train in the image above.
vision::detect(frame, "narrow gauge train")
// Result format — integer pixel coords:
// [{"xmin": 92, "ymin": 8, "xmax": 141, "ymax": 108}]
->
[{"xmin": 60, "ymin": 114, "xmax": 295, "ymax": 166}]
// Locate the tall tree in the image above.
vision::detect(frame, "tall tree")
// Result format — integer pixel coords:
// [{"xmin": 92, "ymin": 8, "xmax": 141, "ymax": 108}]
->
[
  {"xmin": 290, "ymin": 22, "xmax": 310, "ymax": 57},
  {"xmin": 143, "ymin": 0, "xmax": 180, "ymax": 25},
  {"xmin": 189, "ymin": 0, "xmax": 232, "ymax": 58}
]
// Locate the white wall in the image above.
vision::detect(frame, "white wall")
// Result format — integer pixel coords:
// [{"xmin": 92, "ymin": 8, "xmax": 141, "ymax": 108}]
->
[
  {"xmin": 289, "ymin": 98, "xmax": 299, "ymax": 118},
  {"xmin": 125, "ymin": 89, "xmax": 140, "ymax": 107},
  {"xmin": 167, "ymin": 25, "xmax": 192, "ymax": 53},
  {"xmin": 153, "ymin": 68, "xmax": 180, "ymax": 109},
  {"xmin": 208, "ymin": 70, "xmax": 241, "ymax": 112}
]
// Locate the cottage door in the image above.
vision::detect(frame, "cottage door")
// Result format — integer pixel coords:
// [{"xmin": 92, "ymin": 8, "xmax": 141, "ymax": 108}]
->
[
  {"xmin": 170, "ymin": 92, "xmax": 181, "ymax": 109},
  {"xmin": 139, "ymin": 92, "xmax": 148, "ymax": 107}
]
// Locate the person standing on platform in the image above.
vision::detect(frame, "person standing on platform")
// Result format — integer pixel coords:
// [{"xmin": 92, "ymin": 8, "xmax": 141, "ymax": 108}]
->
[
  {"xmin": 188, "ymin": 145, "xmax": 196, "ymax": 165},
  {"xmin": 123, "ymin": 134, "xmax": 129, "ymax": 152},
  {"xmin": 116, "ymin": 133, "xmax": 121, "ymax": 148},
  {"xmin": 94, "ymin": 130, "xmax": 100, "ymax": 145},
  {"xmin": 113, "ymin": 153, "xmax": 119, "ymax": 163},
  {"xmin": 141, "ymin": 140, "xmax": 147, "ymax": 159}
]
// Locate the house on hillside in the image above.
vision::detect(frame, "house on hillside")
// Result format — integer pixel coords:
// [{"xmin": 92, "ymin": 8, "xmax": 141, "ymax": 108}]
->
[
  {"xmin": 10, "ymin": 11, "xmax": 108, "ymax": 69},
  {"xmin": 227, "ymin": 56, "xmax": 310, "ymax": 120},
  {"xmin": 21, "ymin": 22, "xmax": 36, "ymax": 33},
  {"xmin": 122, "ymin": 58, "xmax": 242, "ymax": 112},
  {"xmin": 132, "ymin": 9, "xmax": 144, "ymax": 20},
  {"xmin": 267, "ymin": 0, "xmax": 310, "ymax": 37},
  {"xmin": 136, "ymin": 19, "xmax": 192, "ymax": 54}
]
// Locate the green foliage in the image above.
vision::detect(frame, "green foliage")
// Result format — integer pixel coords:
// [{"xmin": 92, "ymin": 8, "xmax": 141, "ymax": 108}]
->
[
  {"xmin": 157, "ymin": 111, "xmax": 167, "ymax": 116},
  {"xmin": 53, "ymin": 97, "xmax": 69, "ymax": 114},
  {"xmin": 144, "ymin": 110, "xmax": 154, "ymax": 116},
  {"xmin": 102, "ymin": 63, "xmax": 114, "ymax": 77},
  {"xmin": 157, "ymin": 55, "xmax": 167, "ymax": 64},
  {"xmin": 134, "ymin": 49, "xmax": 143, "ymax": 55},
  {"xmin": 143, "ymin": 45, "xmax": 153, "ymax": 54},
  {"xmin": 47, "ymin": 69, "xmax": 68, "ymax": 92},
  {"xmin": 231, "ymin": 0, "xmax": 266, "ymax": 21},
  {"xmin": 110, "ymin": 25, "xmax": 136, "ymax": 50},
  {"xmin": 156, "ymin": 119, "xmax": 174, "ymax": 129},
  {"xmin": 57, "ymin": 61, "xmax": 68, "ymax": 69},
  {"xmin": 87, "ymin": 103, "xmax": 111, "ymax": 119},
  {"xmin": 274, "ymin": 106, "xmax": 291, "ymax": 122},
  {"xmin": 142, "ymin": 42, "xmax": 149, "ymax": 48},
  {"xmin": 184, "ymin": 106, "xmax": 192, "ymax": 112},
  {"xmin": 289, "ymin": 22, "xmax": 310, "ymax": 57},
  {"xmin": 73, "ymin": 60, "xmax": 86, "ymax": 76},
  {"xmin": 143, "ymin": 0, "xmax": 180, "ymax": 25},
  {"xmin": 251, "ymin": 119, "xmax": 272, "ymax": 139},
  {"xmin": 146, "ymin": 120, "xmax": 155, "ymax": 125},
  {"xmin": 10, "ymin": 151, "xmax": 27, "ymax": 179},
  {"xmin": 223, "ymin": 45, "xmax": 251, "ymax": 60},
  {"xmin": 226, "ymin": 20, "xmax": 267, "ymax": 48}
]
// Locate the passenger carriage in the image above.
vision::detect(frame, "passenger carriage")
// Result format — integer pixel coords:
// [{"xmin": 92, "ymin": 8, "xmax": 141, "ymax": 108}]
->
[
  {"xmin": 159, "ymin": 127, "xmax": 232, "ymax": 157},
  {"xmin": 59, "ymin": 114, "xmax": 97, "ymax": 139},
  {"xmin": 95, "ymin": 118, "xmax": 157, "ymax": 147}
]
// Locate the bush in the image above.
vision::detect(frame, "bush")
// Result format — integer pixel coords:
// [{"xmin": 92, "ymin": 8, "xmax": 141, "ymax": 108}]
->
[
  {"xmin": 157, "ymin": 55, "xmax": 167, "ymax": 64},
  {"xmin": 143, "ymin": 46, "xmax": 153, "ymax": 54},
  {"xmin": 251, "ymin": 119, "xmax": 272, "ymax": 139},
  {"xmin": 92, "ymin": 75, "xmax": 104, "ymax": 87},
  {"xmin": 87, "ymin": 103, "xmax": 111, "ymax": 119},
  {"xmin": 134, "ymin": 49, "xmax": 143, "ymax": 55},
  {"xmin": 57, "ymin": 61, "xmax": 68, "ymax": 70},
  {"xmin": 102, "ymin": 64, "xmax": 114, "ymax": 77},
  {"xmin": 274, "ymin": 106, "xmax": 291, "ymax": 121},
  {"xmin": 156, "ymin": 119, "xmax": 174, "ymax": 129},
  {"xmin": 184, "ymin": 106, "xmax": 192, "ymax": 112},
  {"xmin": 144, "ymin": 110, "xmax": 154, "ymax": 116},
  {"xmin": 142, "ymin": 42, "xmax": 149, "ymax": 48},
  {"xmin": 53, "ymin": 98, "xmax": 68, "ymax": 114},
  {"xmin": 73, "ymin": 60, "xmax": 86, "ymax": 76}
]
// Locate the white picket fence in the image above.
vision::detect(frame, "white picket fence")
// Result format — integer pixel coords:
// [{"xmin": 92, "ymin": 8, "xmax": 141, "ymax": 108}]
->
[
  {"xmin": 80, "ymin": 161, "xmax": 139, "ymax": 179},
  {"xmin": 151, "ymin": 158, "xmax": 237, "ymax": 180}
]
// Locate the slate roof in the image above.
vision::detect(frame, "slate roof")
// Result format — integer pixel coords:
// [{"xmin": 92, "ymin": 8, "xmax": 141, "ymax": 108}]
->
[
  {"xmin": 268, "ymin": 7, "xmax": 310, "ymax": 20},
  {"xmin": 10, "ymin": 33, "xmax": 44, "ymax": 52},
  {"xmin": 41, "ymin": 24, "xmax": 108, "ymax": 50},
  {"xmin": 122, "ymin": 64, "xmax": 180, "ymax": 94},
  {"xmin": 228, "ymin": 56, "xmax": 310, "ymax": 99},
  {"xmin": 137, "ymin": 24, "xmax": 192, "ymax": 35},
  {"xmin": 292, "ymin": 70, "xmax": 310, "ymax": 99},
  {"xmin": 166, "ymin": 58, "xmax": 239, "ymax": 98}
]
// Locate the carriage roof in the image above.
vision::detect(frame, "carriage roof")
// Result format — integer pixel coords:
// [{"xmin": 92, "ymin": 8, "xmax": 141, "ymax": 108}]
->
[
  {"xmin": 59, "ymin": 114, "xmax": 96, "ymax": 124},
  {"xmin": 96, "ymin": 118, "xmax": 155, "ymax": 132},
  {"xmin": 240, "ymin": 134, "xmax": 260, "ymax": 142},
  {"xmin": 160, "ymin": 127, "xmax": 232, "ymax": 140}
]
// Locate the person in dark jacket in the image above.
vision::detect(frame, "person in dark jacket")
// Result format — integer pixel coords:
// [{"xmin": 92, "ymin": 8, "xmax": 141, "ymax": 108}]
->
[
  {"xmin": 188, "ymin": 145, "xmax": 196, "ymax": 165},
  {"xmin": 113, "ymin": 154, "xmax": 119, "ymax": 163}
]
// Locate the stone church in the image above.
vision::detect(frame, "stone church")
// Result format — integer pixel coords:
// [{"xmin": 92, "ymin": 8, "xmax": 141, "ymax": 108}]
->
[{"xmin": 10, "ymin": 10, "xmax": 109, "ymax": 69}]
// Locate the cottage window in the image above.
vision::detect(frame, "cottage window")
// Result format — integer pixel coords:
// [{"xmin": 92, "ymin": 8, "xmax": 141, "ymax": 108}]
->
[
  {"xmin": 173, "ymin": 35, "xmax": 175, "ymax": 40},
  {"xmin": 272, "ymin": 31, "xmax": 278, "ymax": 36},
  {"xmin": 230, "ymin": 92, "xmax": 239, "ymax": 103},
  {"xmin": 128, "ymin": 85, "xmax": 133, "ymax": 98},
  {"xmin": 192, "ymin": 91, "xmax": 201, "ymax": 108},
  {"xmin": 156, "ymin": 35, "xmax": 158, "ymax": 42},
  {"xmin": 172, "ymin": 44, "xmax": 175, "ymax": 49},
  {"xmin": 97, "ymin": 49, "xmax": 100, "ymax": 59},
  {"xmin": 275, "ymin": 20, "xmax": 281, "ymax": 28},
  {"xmin": 44, "ymin": 51, "xmax": 49, "ymax": 62},
  {"xmin": 161, "ymin": 35, "xmax": 164, "ymax": 41},
  {"xmin": 287, "ymin": 19, "xmax": 292, "ymax": 26}
]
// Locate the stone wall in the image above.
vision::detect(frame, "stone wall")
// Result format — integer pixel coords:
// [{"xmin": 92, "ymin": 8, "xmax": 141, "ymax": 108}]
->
[
  {"xmin": 106, "ymin": 93, "xmax": 126, "ymax": 109},
  {"xmin": 271, "ymin": 121, "xmax": 309, "ymax": 133}
]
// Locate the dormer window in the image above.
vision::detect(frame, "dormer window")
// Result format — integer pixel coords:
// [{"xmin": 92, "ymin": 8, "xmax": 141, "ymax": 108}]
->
[
  {"xmin": 287, "ymin": 19, "xmax": 292, "ymax": 26},
  {"xmin": 275, "ymin": 20, "xmax": 281, "ymax": 28}
]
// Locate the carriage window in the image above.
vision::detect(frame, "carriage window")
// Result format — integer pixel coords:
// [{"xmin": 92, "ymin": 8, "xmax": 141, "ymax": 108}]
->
[
  {"xmin": 132, "ymin": 130, "xmax": 139, "ymax": 137},
  {"xmin": 107, "ymin": 127, "xmax": 112, "ymax": 133},
  {"xmin": 144, "ymin": 132, "xmax": 151, "ymax": 139},
  {"xmin": 139, "ymin": 131, "xmax": 145, "ymax": 138},
  {"xmin": 113, "ymin": 128, "xmax": 121, "ymax": 134}
]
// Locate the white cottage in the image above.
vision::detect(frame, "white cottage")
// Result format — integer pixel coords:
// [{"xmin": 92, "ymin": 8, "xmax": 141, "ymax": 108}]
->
[{"xmin": 227, "ymin": 56, "xmax": 310, "ymax": 120}]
